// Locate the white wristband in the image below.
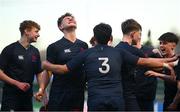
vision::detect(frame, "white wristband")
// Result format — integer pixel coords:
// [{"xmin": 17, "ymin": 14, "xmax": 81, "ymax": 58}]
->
[
  {"xmin": 163, "ymin": 63, "xmax": 170, "ymax": 68},
  {"xmin": 173, "ymin": 59, "xmax": 179, "ymax": 66},
  {"xmin": 39, "ymin": 88, "xmax": 43, "ymax": 92}
]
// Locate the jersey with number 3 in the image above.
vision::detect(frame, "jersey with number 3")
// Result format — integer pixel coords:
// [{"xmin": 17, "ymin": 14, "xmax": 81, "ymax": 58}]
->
[{"xmin": 67, "ymin": 44, "xmax": 139, "ymax": 98}]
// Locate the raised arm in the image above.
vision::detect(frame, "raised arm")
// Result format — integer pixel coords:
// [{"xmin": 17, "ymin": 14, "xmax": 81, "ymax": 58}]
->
[
  {"xmin": 42, "ymin": 60, "xmax": 69, "ymax": 74},
  {"xmin": 137, "ymin": 58, "xmax": 164, "ymax": 68}
]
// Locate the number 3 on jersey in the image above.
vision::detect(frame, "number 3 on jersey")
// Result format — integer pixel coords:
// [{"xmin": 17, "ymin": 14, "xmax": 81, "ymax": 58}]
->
[{"xmin": 98, "ymin": 57, "xmax": 110, "ymax": 74}]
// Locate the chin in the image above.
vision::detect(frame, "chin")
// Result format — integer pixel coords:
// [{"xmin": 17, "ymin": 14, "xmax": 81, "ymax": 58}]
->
[
  {"xmin": 65, "ymin": 26, "xmax": 77, "ymax": 30},
  {"xmin": 31, "ymin": 40, "xmax": 37, "ymax": 43},
  {"xmin": 70, "ymin": 25, "xmax": 77, "ymax": 29}
]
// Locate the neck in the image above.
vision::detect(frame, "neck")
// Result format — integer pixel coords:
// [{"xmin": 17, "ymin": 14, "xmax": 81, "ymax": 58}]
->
[
  {"xmin": 122, "ymin": 35, "xmax": 132, "ymax": 45},
  {"xmin": 19, "ymin": 36, "xmax": 30, "ymax": 48},
  {"xmin": 63, "ymin": 30, "xmax": 76, "ymax": 42}
]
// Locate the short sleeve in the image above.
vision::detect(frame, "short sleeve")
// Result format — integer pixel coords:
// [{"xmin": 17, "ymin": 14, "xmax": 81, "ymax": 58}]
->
[
  {"xmin": 46, "ymin": 44, "xmax": 57, "ymax": 64},
  {"xmin": 0, "ymin": 46, "xmax": 11, "ymax": 71},
  {"xmin": 176, "ymin": 61, "xmax": 180, "ymax": 80},
  {"xmin": 66, "ymin": 51, "xmax": 86, "ymax": 71},
  {"xmin": 35, "ymin": 50, "xmax": 43, "ymax": 74}
]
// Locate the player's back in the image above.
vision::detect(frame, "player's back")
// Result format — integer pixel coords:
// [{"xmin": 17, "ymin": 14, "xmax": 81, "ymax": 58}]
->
[{"xmin": 83, "ymin": 44, "xmax": 123, "ymax": 97}]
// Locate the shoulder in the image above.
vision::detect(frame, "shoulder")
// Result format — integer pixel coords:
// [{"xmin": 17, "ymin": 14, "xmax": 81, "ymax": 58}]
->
[
  {"xmin": 77, "ymin": 39, "xmax": 88, "ymax": 45},
  {"xmin": 30, "ymin": 45, "xmax": 40, "ymax": 53},
  {"xmin": 47, "ymin": 39, "xmax": 62, "ymax": 49},
  {"xmin": 115, "ymin": 42, "xmax": 130, "ymax": 50},
  {"xmin": 76, "ymin": 39, "xmax": 88, "ymax": 48},
  {"xmin": 2, "ymin": 42, "xmax": 17, "ymax": 52},
  {"xmin": 142, "ymin": 45, "xmax": 154, "ymax": 51},
  {"xmin": 1, "ymin": 42, "xmax": 18, "ymax": 57}
]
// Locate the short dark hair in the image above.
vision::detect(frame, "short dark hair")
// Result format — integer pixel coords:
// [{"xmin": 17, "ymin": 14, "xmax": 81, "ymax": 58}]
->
[
  {"xmin": 57, "ymin": 12, "xmax": 73, "ymax": 27},
  {"xmin": 89, "ymin": 36, "xmax": 96, "ymax": 46},
  {"xmin": 121, "ymin": 19, "xmax": 142, "ymax": 34},
  {"xmin": 158, "ymin": 32, "xmax": 179, "ymax": 44},
  {"xmin": 19, "ymin": 20, "xmax": 40, "ymax": 36},
  {"xmin": 93, "ymin": 23, "xmax": 112, "ymax": 44}
]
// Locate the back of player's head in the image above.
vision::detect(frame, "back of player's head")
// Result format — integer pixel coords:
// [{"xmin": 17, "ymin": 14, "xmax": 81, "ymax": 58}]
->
[
  {"xmin": 89, "ymin": 36, "xmax": 96, "ymax": 46},
  {"xmin": 121, "ymin": 19, "xmax": 142, "ymax": 35},
  {"xmin": 19, "ymin": 20, "xmax": 40, "ymax": 36},
  {"xmin": 57, "ymin": 12, "xmax": 73, "ymax": 26},
  {"xmin": 158, "ymin": 32, "xmax": 179, "ymax": 44},
  {"xmin": 93, "ymin": 23, "xmax": 112, "ymax": 45}
]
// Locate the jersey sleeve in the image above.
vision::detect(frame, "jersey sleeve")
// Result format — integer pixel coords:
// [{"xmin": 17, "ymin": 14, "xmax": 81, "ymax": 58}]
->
[
  {"xmin": 46, "ymin": 44, "xmax": 57, "ymax": 64},
  {"xmin": 176, "ymin": 61, "xmax": 180, "ymax": 80},
  {"xmin": 66, "ymin": 51, "xmax": 86, "ymax": 71},
  {"xmin": 35, "ymin": 49, "xmax": 43, "ymax": 74},
  {"xmin": 0, "ymin": 46, "xmax": 11, "ymax": 71},
  {"xmin": 119, "ymin": 48, "xmax": 139, "ymax": 66}
]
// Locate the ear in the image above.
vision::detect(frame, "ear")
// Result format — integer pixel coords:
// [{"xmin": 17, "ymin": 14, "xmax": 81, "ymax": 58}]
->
[
  {"xmin": 130, "ymin": 32, "xmax": 135, "ymax": 38},
  {"xmin": 58, "ymin": 24, "xmax": 64, "ymax": 31},
  {"xmin": 24, "ymin": 29, "xmax": 28, "ymax": 34},
  {"xmin": 24, "ymin": 29, "xmax": 30, "ymax": 36}
]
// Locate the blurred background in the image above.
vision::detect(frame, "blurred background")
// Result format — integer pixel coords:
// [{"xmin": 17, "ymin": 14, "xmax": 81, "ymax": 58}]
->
[{"xmin": 0, "ymin": 0, "xmax": 180, "ymax": 111}]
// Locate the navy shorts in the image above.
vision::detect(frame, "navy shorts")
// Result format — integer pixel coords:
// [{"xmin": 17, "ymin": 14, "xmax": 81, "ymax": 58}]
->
[
  {"xmin": 1, "ymin": 87, "xmax": 33, "ymax": 111},
  {"xmin": 88, "ymin": 96, "xmax": 124, "ymax": 111},
  {"xmin": 47, "ymin": 89, "xmax": 84, "ymax": 111}
]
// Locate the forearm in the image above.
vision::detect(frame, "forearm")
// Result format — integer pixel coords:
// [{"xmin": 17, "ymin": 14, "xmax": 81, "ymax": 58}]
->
[
  {"xmin": 157, "ymin": 73, "xmax": 175, "ymax": 83},
  {"xmin": 0, "ymin": 69, "xmax": 19, "ymax": 86},
  {"xmin": 138, "ymin": 58, "xmax": 163, "ymax": 68},
  {"xmin": 161, "ymin": 56, "xmax": 177, "ymax": 63},
  {"xmin": 36, "ymin": 70, "xmax": 51, "ymax": 92},
  {"xmin": 42, "ymin": 61, "xmax": 69, "ymax": 74}
]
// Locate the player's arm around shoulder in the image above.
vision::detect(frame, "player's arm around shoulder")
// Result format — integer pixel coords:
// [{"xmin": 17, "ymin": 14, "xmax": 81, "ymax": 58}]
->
[{"xmin": 42, "ymin": 60, "xmax": 69, "ymax": 74}]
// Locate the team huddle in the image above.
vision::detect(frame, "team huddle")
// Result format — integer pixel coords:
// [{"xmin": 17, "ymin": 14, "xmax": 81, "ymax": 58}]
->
[{"xmin": 0, "ymin": 12, "xmax": 180, "ymax": 111}]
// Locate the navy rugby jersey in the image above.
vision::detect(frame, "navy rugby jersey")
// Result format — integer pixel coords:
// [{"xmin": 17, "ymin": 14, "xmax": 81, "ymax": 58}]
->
[
  {"xmin": 163, "ymin": 60, "xmax": 180, "ymax": 110},
  {"xmin": 67, "ymin": 44, "xmax": 139, "ymax": 97},
  {"xmin": 47, "ymin": 37, "xmax": 88, "ymax": 90},
  {"xmin": 115, "ymin": 42, "xmax": 144, "ymax": 96},
  {"xmin": 135, "ymin": 46, "xmax": 159, "ymax": 100},
  {"xmin": 0, "ymin": 41, "xmax": 42, "ymax": 88}
]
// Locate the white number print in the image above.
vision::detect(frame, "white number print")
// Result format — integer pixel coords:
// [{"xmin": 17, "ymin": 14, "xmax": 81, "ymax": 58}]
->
[{"xmin": 98, "ymin": 57, "xmax": 110, "ymax": 74}]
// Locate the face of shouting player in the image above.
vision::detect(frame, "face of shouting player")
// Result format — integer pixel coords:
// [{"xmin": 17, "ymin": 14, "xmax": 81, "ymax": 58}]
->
[
  {"xmin": 159, "ymin": 40, "xmax": 176, "ymax": 57},
  {"xmin": 59, "ymin": 16, "xmax": 77, "ymax": 32}
]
